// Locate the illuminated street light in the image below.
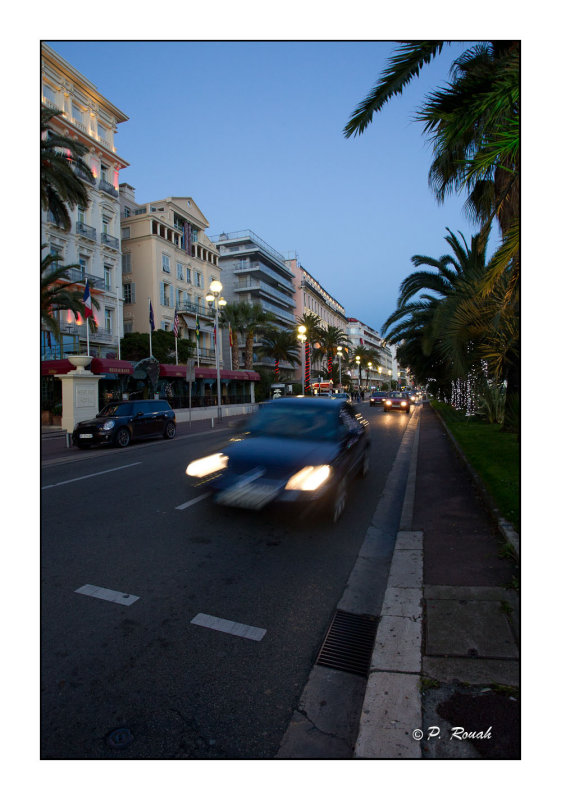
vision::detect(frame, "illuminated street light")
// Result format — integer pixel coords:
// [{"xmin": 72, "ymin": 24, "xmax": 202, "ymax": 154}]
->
[
  {"xmin": 297, "ymin": 325, "xmax": 307, "ymax": 394},
  {"xmin": 206, "ymin": 280, "xmax": 226, "ymax": 420}
]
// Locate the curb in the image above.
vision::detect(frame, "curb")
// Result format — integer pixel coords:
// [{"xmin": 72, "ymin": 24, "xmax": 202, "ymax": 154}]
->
[
  {"xmin": 354, "ymin": 407, "xmax": 423, "ymax": 758},
  {"xmin": 431, "ymin": 406, "xmax": 520, "ymax": 560}
]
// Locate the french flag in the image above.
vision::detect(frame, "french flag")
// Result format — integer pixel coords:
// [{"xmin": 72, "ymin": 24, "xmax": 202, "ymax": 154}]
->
[{"xmin": 83, "ymin": 279, "xmax": 92, "ymax": 319}]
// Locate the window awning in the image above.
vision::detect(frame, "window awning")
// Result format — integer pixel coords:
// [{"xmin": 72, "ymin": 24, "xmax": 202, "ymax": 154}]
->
[
  {"xmin": 41, "ymin": 359, "xmax": 73, "ymax": 376},
  {"xmin": 195, "ymin": 367, "xmax": 261, "ymax": 381},
  {"xmin": 90, "ymin": 358, "xmax": 134, "ymax": 376}
]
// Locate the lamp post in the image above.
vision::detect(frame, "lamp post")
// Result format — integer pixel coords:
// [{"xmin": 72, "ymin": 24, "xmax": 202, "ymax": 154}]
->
[
  {"xmin": 367, "ymin": 361, "xmax": 373, "ymax": 392},
  {"xmin": 297, "ymin": 325, "xmax": 307, "ymax": 394},
  {"xmin": 377, "ymin": 364, "xmax": 382, "ymax": 389},
  {"xmin": 337, "ymin": 345, "xmax": 343, "ymax": 389},
  {"xmin": 355, "ymin": 355, "xmax": 361, "ymax": 396},
  {"xmin": 206, "ymin": 280, "xmax": 227, "ymax": 420}
]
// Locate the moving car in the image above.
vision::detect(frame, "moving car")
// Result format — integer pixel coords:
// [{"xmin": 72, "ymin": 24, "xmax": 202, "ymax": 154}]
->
[
  {"xmin": 186, "ymin": 397, "xmax": 370, "ymax": 522},
  {"xmin": 369, "ymin": 391, "xmax": 388, "ymax": 406},
  {"xmin": 72, "ymin": 399, "xmax": 176, "ymax": 448},
  {"xmin": 383, "ymin": 392, "xmax": 411, "ymax": 413}
]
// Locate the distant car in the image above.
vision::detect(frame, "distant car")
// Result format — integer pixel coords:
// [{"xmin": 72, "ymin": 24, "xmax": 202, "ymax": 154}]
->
[
  {"xmin": 72, "ymin": 399, "xmax": 176, "ymax": 448},
  {"xmin": 369, "ymin": 391, "xmax": 388, "ymax": 406},
  {"xmin": 383, "ymin": 392, "xmax": 411, "ymax": 413},
  {"xmin": 331, "ymin": 392, "xmax": 352, "ymax": 404},
  {"xmin": 186, "ymin": 397, "xmax": 370, "ymax": 522}
]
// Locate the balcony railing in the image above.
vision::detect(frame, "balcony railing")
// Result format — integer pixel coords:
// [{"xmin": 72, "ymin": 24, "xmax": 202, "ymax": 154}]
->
[
  {"xmin": 235, "ymin": 280, "xmax": 296, "ymax": 308},
  {"xmin": 58, "ymin": 267, "xmax": 104, "ymax": 288},
  {"xmin": 101, "ymin": 232, "xmax": 120, "ymax": 249},
  {"xmin": 176, "ymin": 301, "xmax": 214, "ymax": 319},
  {"xmin": 74, "ymin": 166, "xmax": 96, "ymax": 185},
  {"xmin": 76, "ymin": 221, "xmax": 96, "ymax": 241},
  {"xmin": 99, "ymin": 179, "xmax": 119, "ymax": 198}
]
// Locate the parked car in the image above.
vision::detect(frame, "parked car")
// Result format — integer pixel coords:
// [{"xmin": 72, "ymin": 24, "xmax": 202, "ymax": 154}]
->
[
  {"xmin": 72, "ymin": 399, "xmax": 176, "ymax": 448},
  {"xmin": 369, "ymin": 391, "xmax": 388, "ymax": 406},
  {"xmin": 186, "ymin": 397, "xmax": 370, "ymax": 522},
  {"xmin": 383, "ymin": 392, "xmax": 411, "ymax": 413}
]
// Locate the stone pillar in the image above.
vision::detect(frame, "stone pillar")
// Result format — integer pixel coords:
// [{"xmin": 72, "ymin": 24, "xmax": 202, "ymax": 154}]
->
[{"xmin": 57, "ymin": 359, "xmax": 101, "ymax": 433}]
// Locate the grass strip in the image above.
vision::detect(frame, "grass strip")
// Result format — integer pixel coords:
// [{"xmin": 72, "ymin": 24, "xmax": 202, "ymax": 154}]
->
[{"xmin": 431, "ymin": 400, "xmax": 520, "ymax": 530}]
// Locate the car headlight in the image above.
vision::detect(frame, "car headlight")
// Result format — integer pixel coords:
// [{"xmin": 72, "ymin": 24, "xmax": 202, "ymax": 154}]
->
[
  {"xmin": 102, "ymin": 420, "xmax": 115, "ymax": 430},
  {"xmin": 186, "ymin": 453, "xmax": 229, "ymax": 477},
  {"xmin": 400, "ymin": 401, "xmax": 407, "ymax": 407},
  {"xmin": 285, "ymin": 465, "xmax": 332, "ymax": 491},
  {"xmin": 384, "ymin": 400, "xmax": 392, "ymax": 405}
]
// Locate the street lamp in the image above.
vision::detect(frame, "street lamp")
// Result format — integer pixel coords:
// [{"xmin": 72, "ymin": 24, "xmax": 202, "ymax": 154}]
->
[
  {"xmin": 297, "ymin": 325, "xmax": 307, "ymax": 394},
  {"xmin": 355, "ymin": 355, "xmax": 361, "ymax": 396},
  {"xmin": 205, "ymin": 279, "xmax": 227, "ymax": 420},
  {"xmin": 337, "ymin": 345, "xmax": 343, "ymax": 389},
  {"xmin": 367, "ymin": 361, "xmax": 373, "ymax": 391}
]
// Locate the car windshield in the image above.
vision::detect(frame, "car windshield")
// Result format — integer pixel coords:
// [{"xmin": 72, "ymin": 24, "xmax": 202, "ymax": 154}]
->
[
  {"xmin": 389, "ymin": 392, "xmax": 408, "ymax": 398},
  {"xmin": 246, "ymin": 404, "xmax": 340, "ymax": 441},
  {"xmin": 98, "ymin": 403, "xmax": 131, "ymax": 417}
]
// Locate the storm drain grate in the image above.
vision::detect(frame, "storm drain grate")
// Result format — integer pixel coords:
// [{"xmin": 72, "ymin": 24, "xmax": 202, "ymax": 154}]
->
[{"xmin": 315, "ymin": 610, "xmax": 378, "ymax": 677}]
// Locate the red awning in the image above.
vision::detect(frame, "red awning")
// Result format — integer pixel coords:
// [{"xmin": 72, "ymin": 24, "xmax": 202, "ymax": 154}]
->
[
  {"xmin": 90, "ymin": 358, "xmax": 134, "ymax": 375},
  {"xmin": 41, "ymin": 359, "xmax": 73, "ymax": 375},
  {"xmin": 195, "ymin": 367, "xmax": 260, "ymax": 381},
  {"xmin": 159, "ymin": 363, "xmax": 187, "ymax": 378}
]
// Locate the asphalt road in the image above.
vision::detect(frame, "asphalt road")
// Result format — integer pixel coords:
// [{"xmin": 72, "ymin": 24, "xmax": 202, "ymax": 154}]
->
[{"xmin": 40, "ymin": 403, "xmax": 413, "ymax": 759}]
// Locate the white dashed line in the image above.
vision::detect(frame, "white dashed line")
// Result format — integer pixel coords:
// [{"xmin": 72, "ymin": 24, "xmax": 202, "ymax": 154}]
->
[
  {"xmin": 191, "ymin": 613, "xmax": 267, "ymax": 641},
  {"xmin": 42, "ymin": 462, "xmax": 142, "ymax": 489},
  {"xmin": 175, "ymin": 492, "xmax": 211, "ymax": 510},
  {"xmin": 75, "ymin": 584, "xmax": 140, "ymax": 606}
]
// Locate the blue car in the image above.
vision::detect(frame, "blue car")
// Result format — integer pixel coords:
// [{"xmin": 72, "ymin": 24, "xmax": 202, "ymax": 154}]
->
[{"xmin": 186, "ymin": 397, "xmax": 370, "ymax": 522}]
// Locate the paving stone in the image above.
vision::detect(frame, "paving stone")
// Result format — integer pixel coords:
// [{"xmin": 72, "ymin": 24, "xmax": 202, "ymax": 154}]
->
[
  {"xmin": 354, "ymin": 672, "xmax": 422, "ymax": 758},
  {"xmin": 381, "ymin": 587, "xmax": 422, "ymax": 619},
  {"xmin": 387, "ymin": 549, "xmax": 423, "ymax": 589},
  {"xmin": 422, "ymin": 656, "xmax": 520, "ymax": 687},
  {"xmin": 371, "ymin": 615, "xmax": 422, "ymax": 672},
  {"xmin": 425, "ymin": 599, "xmax": 519, "ymax": 659},
  {"xmin": 394, "ymin": 531, "xmax": 423, "ymax": 550}
]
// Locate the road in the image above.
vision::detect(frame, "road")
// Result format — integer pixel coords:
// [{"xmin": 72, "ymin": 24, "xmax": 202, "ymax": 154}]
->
[{"xmin": 41, "ymin": 403, "xmax": 414, "ymax": 758}]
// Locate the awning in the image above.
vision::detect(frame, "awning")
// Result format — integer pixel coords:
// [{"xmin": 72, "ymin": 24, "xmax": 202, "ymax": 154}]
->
[
  {"xmin": 41, "ymin": 359, "xmax": 73, "ymax": 375},
  {"xmin": 195, "ymin": 367, "xmax": 261, "ymax": 381},
  {"xmin": 90, "ymin": 358, "xmax": 134, "ymax": 376},
  {"xmin": 159, "ymin": 363, "xmax": 187, "ymax": 378}
]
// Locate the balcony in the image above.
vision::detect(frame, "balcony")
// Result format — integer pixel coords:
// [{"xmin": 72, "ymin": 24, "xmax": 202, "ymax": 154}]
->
[
  {"xmin": 176, "ymin": 301, "xmax": 213, "ymax": 319},
  {"xmin": 73, "ymin": 166, "xmax": 96, "ymax": 186},
  {"xmin": 59, "ymin": 267, "xmax": 103, "ymax": 288},
  {"xmin": 99, "ymin": 179, "xmax": 119, "ymax": 198},
  {"xmin": 234, "ymin": 280, "xmax": 296, "ymax": 308},
  {"xmin": 76, "ymin": 221, "xmax": 96, "ymax": 241},
  {"xmin": 101, "ymin": 232, "xmax": 120, "ymax": 250}
]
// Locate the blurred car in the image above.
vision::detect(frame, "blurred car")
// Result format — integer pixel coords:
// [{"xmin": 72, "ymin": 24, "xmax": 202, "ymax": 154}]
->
[
  {"xmin": 330, "ymin": 392, "xmax": 352, "ymax": 404},
  {"xmin": 383, "ymin": 392, "xmax": 411, "ymax": 413},
  {"xmin": 72, "ymin": 399, "xmax": 176, "ymax": 448},
  {"xmin": 186, "ymin": 397, "xmax": 370, "ymax": 522},
  {"xmin": 369, "ymin": 391, "xmax": 388, "ymax": 406}
]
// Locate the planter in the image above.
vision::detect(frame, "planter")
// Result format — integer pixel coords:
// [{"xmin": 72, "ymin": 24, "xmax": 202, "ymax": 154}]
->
[{"xmin": 68, "ymin": 355, "xmax": 93, "ymax": 372}]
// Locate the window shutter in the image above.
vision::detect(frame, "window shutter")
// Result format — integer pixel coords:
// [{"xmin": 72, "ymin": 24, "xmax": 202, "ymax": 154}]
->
[
  {"xmin": 160, "ymin": 282, "xmax": 165, "ymax": 305},
  {"xmin": 131, "ymin": 283, "xmax": 136, "ymax": 303}
]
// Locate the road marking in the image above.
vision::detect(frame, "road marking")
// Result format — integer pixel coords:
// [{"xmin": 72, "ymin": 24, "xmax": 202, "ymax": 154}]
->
[
  {"xmin": 175, "ymin": 492, "xmax": 211, "ymax": 510},
  {"xmin": 75, "ymin": 584, "xmax": 140, "ymax": 606},
  {"xmin": 191, "ymin": 613, "xmax": 267, "ymax": 641},
  {"xmin": 42, "ymin": 462, "xmax": 142, "ymax": 489}
]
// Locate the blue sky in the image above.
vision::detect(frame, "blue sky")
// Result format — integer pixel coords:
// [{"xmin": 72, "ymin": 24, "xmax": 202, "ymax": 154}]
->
[{"xmin": 46, "ymin": 40, "xmax": 501, "ymax": 334}]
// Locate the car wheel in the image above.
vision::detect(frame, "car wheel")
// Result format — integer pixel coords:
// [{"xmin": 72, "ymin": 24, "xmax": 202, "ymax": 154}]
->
[
  {"xmin": 115, "ymin": 427, "xmax": 131, "ymax": 448},
  {"xmin": 163, "ymin": 421, "xmax": 176, "ymax": 439},
  {"xmin": 332, "ymin": 479, "xmax": 347, "ymax": 523},
  {"xmin": 360, "ymin": 448, "xmax": 370, "ymax": 478}
]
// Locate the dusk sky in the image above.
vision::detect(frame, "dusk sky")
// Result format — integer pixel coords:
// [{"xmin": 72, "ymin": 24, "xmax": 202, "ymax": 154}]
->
[{"xmin": 46, "ymin": 39, "xmax": 502, "ymax": 335}]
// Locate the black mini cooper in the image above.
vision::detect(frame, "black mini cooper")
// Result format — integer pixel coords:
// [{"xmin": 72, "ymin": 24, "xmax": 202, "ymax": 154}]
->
[{"xmin": 72, "ymin": 399, "xmax": 176, "ymax": 448}]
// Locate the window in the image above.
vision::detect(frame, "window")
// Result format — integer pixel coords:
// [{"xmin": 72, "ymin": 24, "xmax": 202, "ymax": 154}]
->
[
  {"xmin": 185, "ymin": 267, "xmax": 191, "ymax": 283},
  {"xmin": 77, "ymin": 207, "xmax": 85, "ymax": 224},
  {"xmin": 122, "ymin": 252, "xmax": 132, "ymax": 274},
  {"xmin": 105, "ymin": 309, "xmax": 113, "ymax": 333},
  {"xmin": 123, "ymin": 206, "xmax": 131, "ymax": 218},
  {"xmin": 42, "ymin": 83, "xmax": 56, "ymax": 104},
  {"xmin": 122, "ymin": 227, "xmax": 130, "ymax": 239},
  {"xmin": 72, "ymin": 102, "xmax": 83, "ymax": 125},
  {"xmin": 123, "ymin": 283, "xmax": 135, "ymax": 304},
  {"xmin": 102, "ymin": 216, "xmax": 110, "ymax": 234},
  {"xmin": 104, "ymin": 266, "xmax": 112, "ymax": 291},
  {"xmin": 176, "ymin": 262, "xmax": 184, "ymax": 280},
  {"xmin": 195, "ymin": 271, "xmax": 202, "ymax": 287},
  {"xmin": 78, "ymin": 256, "xmax": 88, "ymax": 280},
  {"xmin": 97, "ymin": 122, "xmax": 107, "ymax": 140},
  {"xmin": 162, "ymin": 254, "xmax": 171, "ymax": 273},
  {"xmin": 161, "ymin": 321, "xmax": 170, "ymax": 331},
  {"xmin": 100, "ymin": 163, "xmax": 109, "ymax": 182},
  {"xmin": 160, "ymin": 282, "xmax": 172, "ymax": 307},
  {"xmin": 124, "ymin": 320, "xmax": 133, "ymax": 334}
]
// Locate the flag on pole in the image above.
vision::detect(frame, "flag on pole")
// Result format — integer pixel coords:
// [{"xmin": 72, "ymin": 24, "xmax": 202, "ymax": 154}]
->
[
  {"xmin": 149, "ymin": 300, "xmax": 155, "ymax": 332},
  {"xmin": 173, "ymin": 309, "xmax": 179, "ymax": 338},
  {"xmin": 195, "ymin": 314, "xmax": 200, "ymax": 339},
  {"xmin": 83, "ymin": 279, "xmax": 92, "ymax": 319}
]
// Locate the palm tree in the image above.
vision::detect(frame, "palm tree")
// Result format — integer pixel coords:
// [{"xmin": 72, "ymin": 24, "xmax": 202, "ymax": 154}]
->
[
  {"xmin": 257, "ymin": 327, "xmax": 300, "ymax": 380},
  {"xmin": 41, "ymin": 106, "xmax": 95, "ymax": 231},
  {"xmin": 297, "ymin": 311, "xmax": 323, "ymax": 393},
  {"xmin": 344, "ymin": 41, "xmax": 520, "ymax": 286},
  {"xmin": 41, "ymin": 250, "xmax": 99, "ymax": 344},
  {"xmin": 219, "ymin": 302, "xmax": 245, "ymax": 370},
  {"xmin": 317, "ymin": 326, "xmax": 350, "ymax": 381},
  {"xmin": 241, "ymin": 303, "xmax": 276, "ymax": 368},
  {"xmin": 352, "ymin": 344, "xmax": 381, "ymax": 392}
]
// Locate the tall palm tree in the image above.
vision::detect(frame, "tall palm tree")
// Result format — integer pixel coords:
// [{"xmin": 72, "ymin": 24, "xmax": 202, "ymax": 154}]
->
[
  {"xmin": 297, "ymin": 311, "xmax": 323, "ymax": 393},
  {"xmin": 317, "ymin": 326, "xmax": 350, "ymax": 381},
  {"xmin": 352, "ymin": 344, "xmax": 381, "ymax": 392},
  {"xmin": 41, "ymin": 107, "xmax": 95, "ymax": 231},
  {"xmin": 219, "ymin": 302, "xmax": 245, "ymax": 370},
  {"xmin": 41, "ymin": 250, "xmax": 99, "ymax": 342},
  {"xmin": 257, "ymin": 327, "xmax": 300, "ymax": 380},
  {"xmin": 241, "ymin": 303, "xmax": 276, "ymax": 369}
]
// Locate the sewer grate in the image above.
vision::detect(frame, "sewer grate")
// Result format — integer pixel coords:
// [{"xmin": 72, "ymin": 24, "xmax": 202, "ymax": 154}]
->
[{"xmin": 315, "ymin": 610, "xmax": 378, "ymax": 677}]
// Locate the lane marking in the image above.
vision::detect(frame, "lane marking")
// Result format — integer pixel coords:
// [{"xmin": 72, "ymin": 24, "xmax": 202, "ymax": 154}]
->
[
  {"xmin": 175, "ymin": 492, "xmax": 211, "ymax": 510},
  {"xmin": 191, "ymin": 613, "xmax": 267, "ymax": 641},
  {"xmin": 75, "ymin": 584, "xmax": 140, "ymax": 606},
  {"xmin": 42, "ymin": 462, "xmax": 142, "ymax": 490}
]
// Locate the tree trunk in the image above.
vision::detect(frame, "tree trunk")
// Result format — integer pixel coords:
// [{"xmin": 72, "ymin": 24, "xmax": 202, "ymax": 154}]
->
[{"xmin": 245, "ymin": 332, "xmax": 254, "ymax": 368}]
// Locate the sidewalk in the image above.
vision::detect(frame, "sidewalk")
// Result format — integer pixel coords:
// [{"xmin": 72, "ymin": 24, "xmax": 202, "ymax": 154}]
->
[{"xmin": 354, "ymin": 404, "xmax": 520, "ymax": 759}]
